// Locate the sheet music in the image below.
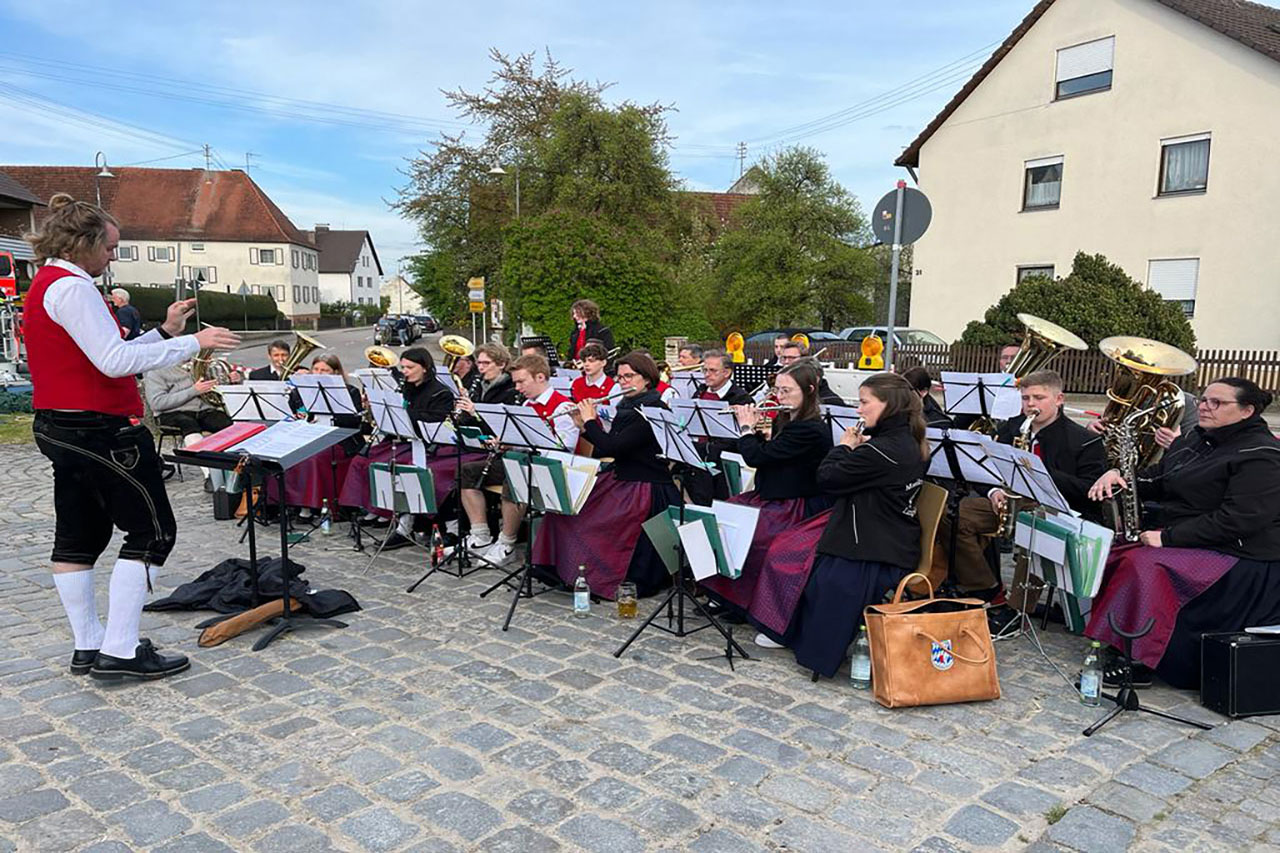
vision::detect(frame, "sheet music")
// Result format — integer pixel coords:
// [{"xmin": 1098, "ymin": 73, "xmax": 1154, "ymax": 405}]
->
[
  {"xmin": 353, "ymin": 368, "xmax": 399, "ymax": 392},
  {"xmin": 672, "ymin": 399, "xmax": 740, "ymax": 439},
  {"xmin": 475, "ymin": 403, "xmax": 564, "ymax": 450},
  {"xmin": 711, "ymin": 500, "xmax": 760, "ymax": 577},
  {"xmin": 232, "ymin": 419, "xmax": 341, "ymax": 461},
  {"xmin": 435, "ymin": 367, "xmax": 459, "ymax": 397},
  {"xmin": 367, "ymin": 387, "xmax": 416, "ymax": 438},
  {"xmin": 822, "ymin": 404, "xmax": 862, "ymax": 445},
  {"xmin": 641, "ymin": 406, "xmax": 713, "ymax": 469},
  {"xmin": 940, "ymin": 371, "xmax": 1021, "ymax": 419},
  {"xmin": 668, "ymin": 373, "xmax": 699, "ymax": 399},
  {"xmin": 290, "ymin": 374, "xmax": 357, "ymax": 415},
  {"xmin": 396, "ymin": 469, "xmax": 434, "ymax": 514},
  {"xmin": 983, "ymin": 442, "xmax": 1071, "ymax": 513},
  {"xmin": 677, "ymin": 521, "xmax": 719, "ymax": 581},
  {"xmin": 530, "ymin": 463, "xmax": 565, "ymax": 513},
  {"xmin": 925, "ymin": 428, "xmax": 1004, "ymax": 487},
  {"xmin": 548, "ymin": 375, "xmax": 574, "ymax": 396},
  {"xmin": 220, "ymin": 381, "xmax": 293, "ymax": 422},
  {"xmin": 417, "ymin": 420, "xmax": 457, "ymax": 447},
  {"xmin": 371, "ymin": 466, "xmax": 396, "ymax": 511},
  {"xmin": 501, "ymin": 455, "xmax": 531, "ymax": 504}
]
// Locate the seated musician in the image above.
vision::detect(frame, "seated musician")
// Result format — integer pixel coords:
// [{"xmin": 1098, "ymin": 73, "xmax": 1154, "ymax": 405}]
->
[
  {"xmin": 765, "ymin": 333, "xmax": 790, "ymax": 368},
  {"xmin": 936, "ymin": 369, "xmax": 1106, "ymax": 608},
  {"xmin": 1086, "ymin": 378, "xmax": 1280, "ymax": 689},
  {"xmin": 778, "ymin": 341, "xmax": 844, "ymax": 405},
  {"xmin": 1086, "ymin": 389, "xmax": 1199, "ymax": 447},
  {"xmin": 566, "ymin": 299, "xmax": 614, "ymax": 364},
  {"xmin": 276, "ymin": 353, "xmax": 368, "ymax": 520},
  {"xmin": 381, "ymin": 347, "xmax": 455, "ymax": 550},
  {"xmin": 451, "ymin": 354, "xmax": 479, "ymax": 397},
  {"xmin": 677, "ymin": 344, "xmax": 702, "ymax": 367},
  {"xmin": 782, "ymin": 373, "xmax": 929, "ymax": 678},
  {"xmin": 687, "ymin": 348, "xmax": 754, "ymax": 504},
  {"xmin": 144, "ymin": 360, "xmax": 234, "ymax": 491},
  {"xmin": 903, "ymin": 365, "xmax": 952, "ymax": 428},
  {"xmin": 951, "ymin": 343, "xmax": 1019, "ymax": 431},
  {"xmin": 452, "ymin": 354, "xmax": 578, "ymax": 566},
  {"xmin": 698, "ymin": 362, "xmax": 834, "ymax": 642},
  {"xmin": 455, "ymin": 343, "xmax": 520, "ymax": 415},
  {"xmin": 570, "ymin": 342, "xmax": 616, "ymax": 402},
  {"xmin": 248, "ymin": 339, "xmax": 291, "ymax": 381},
  {"xmin": 533, "ymin": 351, "xmax": 679, "ymax": 598}
]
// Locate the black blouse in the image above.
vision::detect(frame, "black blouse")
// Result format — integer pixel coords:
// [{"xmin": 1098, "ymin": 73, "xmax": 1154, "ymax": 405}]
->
[
  {"xmin": 581, "ymin": 390, "xmax": 671, "ymax": 483},
  {"xmin": 736, "ymin": 417, "xmax": 833, "ymax": 499}
]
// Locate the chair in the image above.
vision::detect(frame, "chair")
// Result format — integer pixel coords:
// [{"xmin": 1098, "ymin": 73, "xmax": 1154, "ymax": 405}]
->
[
  {"xmin": 907, "ymin": 482, "xmax": 948, "ymax": 596},
  {"xmin": 155, "ymin": 422, "xmax": 186, "ymax": 482}
]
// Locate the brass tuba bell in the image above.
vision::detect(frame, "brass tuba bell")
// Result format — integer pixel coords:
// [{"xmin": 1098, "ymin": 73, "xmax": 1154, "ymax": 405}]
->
[
  {"xmin": 1005, "ymin": 313, "xmax": 1088, "ymax": 380},
  {"xmin": 365, "ymin": 345, "xmax": 397, "ymax": 368},
  {"xmin": 439, "ymin": 334, "xmax": 475, "ymax": 392},
  {"xmin": 1099, "ymin": 336, "xmax": 1197, "ymax": 470},
  {"xmin": 280, "ymin": 331, "xmax": 325, "ymax": 380}
]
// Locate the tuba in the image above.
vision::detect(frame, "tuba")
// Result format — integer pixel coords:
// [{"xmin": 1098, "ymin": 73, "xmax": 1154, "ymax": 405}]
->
[
  {"xmin": 1098, "ymin": 336, "xmax": 1197, "ymax": 471},
  {"xmin": 365, "ymin": 345, "xmax": 397, "ymax": 368},
  {"xmin": 280, "ymin": 331, "xmax": 324, "ymax": 380},
  {"xmin": 439, "ymin": 334, "xmax": 475, "ymax": 394},
  {"xmin": 190, "ymin": 349, "xmax": 234, "ymax": 410},
  {"xmin": 970, "ymin": 313, "xmax": 1087, "ymax": 434}
]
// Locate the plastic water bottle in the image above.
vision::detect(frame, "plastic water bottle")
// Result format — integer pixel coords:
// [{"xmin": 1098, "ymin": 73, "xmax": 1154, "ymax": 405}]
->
[
  {"xmin": 320, "ymin": 499, "xmax": 332, "ymax": 536},
  {"xmin": 1080, "ymin": 640, "xmax": 1102, "ymax": 705},
  {"xmin": 851, "ymin": 625, "xmax": 872, "ymax": 689},
  {"xmin": 573, "ymin": 565, "xmax": 591, "ymax": 618}
]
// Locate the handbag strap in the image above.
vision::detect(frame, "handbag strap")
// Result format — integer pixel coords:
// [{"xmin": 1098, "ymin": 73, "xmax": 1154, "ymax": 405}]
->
[
  {"xmin": 893, "ymin": 572, "xmax": 933, "ymax": 603},
  {"xmin": 912, "ymin": 626, "xmax": 991, "ymax": 665}
]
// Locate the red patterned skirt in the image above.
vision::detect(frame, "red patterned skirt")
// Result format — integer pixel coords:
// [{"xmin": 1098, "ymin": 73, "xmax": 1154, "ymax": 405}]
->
[
  {"xmin": 338, "ymin": 440, "xmax": 411, "ymax": 517},
  {"xmin": 265, "ymin": 446, "xmax": 354, "ymax": 510},
  {"xmin": 532, "ymin": 471, "xmax": 679, "ymax": 600}
]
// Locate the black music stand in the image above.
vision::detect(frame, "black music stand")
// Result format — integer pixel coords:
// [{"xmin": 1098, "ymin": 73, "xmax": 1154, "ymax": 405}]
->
[
  {"xmin": 172, "ymin": 421, "xmax": 356, "ymax": 649},
  {"xmin": 360, "ymin": 388, "xmax": 427, "ymax": 571},
  {"xmin": 940, "ymin": 371, "xmax": 1020, "ymax": 427},
  {"xmin": 406, "ymin": 419, "xmax": 495, "ymax": 591},
  {"xmin": 926, "ymin": 427, "xmax": 1005, "ymax": 599},
  {"xmin": 821, "ymin": 404, "xmax": 862, "ymax": 445},
  {"xmin": 473, "ymin": 405, "xmax": 567, "ymax": 630},
  {"xmin": 613, "ymin": 407, "xmax": 751, "ymax": 665},
  {"xmin": 288, "ymin": 375, "xmax": 359, "ymax": 546},
  {"xmin": 220, "ymin": 383, "xmax": 292, "ymax": 545},
  {"xmin": 1083, "ymin": 615, "xmax": 1212, "ymax": 737}
]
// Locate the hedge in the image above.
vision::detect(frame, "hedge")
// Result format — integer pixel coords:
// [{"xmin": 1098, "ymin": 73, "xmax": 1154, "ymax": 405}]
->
[
  {"xmin": 123, "ymin": 286, "xmax": 280, "ymax": 327},
  {"xmin": 0, "ymin": 390, "xmax": 33, "ymax": 414}
]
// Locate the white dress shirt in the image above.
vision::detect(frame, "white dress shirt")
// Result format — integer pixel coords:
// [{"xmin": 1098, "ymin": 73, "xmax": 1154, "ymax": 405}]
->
[
  {"xmin": 43, "ymin": 259, "xmax": 199, "ymax": 378},
  {"xmin": 529, "ymin": 386, "xmax": 580, "ymax": 452}
]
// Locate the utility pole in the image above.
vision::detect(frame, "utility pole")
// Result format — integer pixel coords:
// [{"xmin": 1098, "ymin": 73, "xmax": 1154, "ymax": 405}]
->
[
  {"xmin": 203, "ymin": 144, "xmax": 212, "ymax": 171},
  {"xmin": 245, "ymin": 152, "xmax": 258, "ymax": 173},
  {"xmin": 736, "ymin": 142, "xmax": 748, "ymax": 177}
]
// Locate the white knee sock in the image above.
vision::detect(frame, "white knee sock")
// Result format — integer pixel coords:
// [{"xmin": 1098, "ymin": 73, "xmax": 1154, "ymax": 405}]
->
[
  {"xmin": 396, "ymin": 514, "xmax": 415, "ymax": 536},
  {"xmin": 100, "ymin": 559, "xmax": 150, "ymax": 659},
  {"xmin": 52, "ymin": 570, "xmax": 104, "ymax": 651},
  {"xmin": 183, "ymin": 433, "xmax": 211, "ymax": 479}
]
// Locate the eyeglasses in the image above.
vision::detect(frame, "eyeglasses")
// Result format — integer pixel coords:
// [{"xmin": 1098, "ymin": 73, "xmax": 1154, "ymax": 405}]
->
[
  {"xmin": 1197, "ymin": 396, "xmax": 1238, "ymax": 411},
  {"xmin": 616, "ymin": 371, "xmax": 638, "ymax": 381}
]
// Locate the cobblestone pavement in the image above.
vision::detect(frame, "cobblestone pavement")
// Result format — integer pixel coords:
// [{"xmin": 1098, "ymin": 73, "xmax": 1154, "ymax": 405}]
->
[{"xmin": 2, "ymin": 444, "xmax": 1279, "ymax": 853}]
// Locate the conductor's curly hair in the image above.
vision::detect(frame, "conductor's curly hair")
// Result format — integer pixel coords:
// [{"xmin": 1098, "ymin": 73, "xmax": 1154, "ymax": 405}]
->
[{"xmin": 24, "ymin": 193, "xmax": 119, "ymax": 264}]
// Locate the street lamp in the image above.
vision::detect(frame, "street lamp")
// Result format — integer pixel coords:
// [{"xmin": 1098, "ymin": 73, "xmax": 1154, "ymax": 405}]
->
[
  {"xmin": 93, "ymin": 152, "xmax": 114, "ymax": 208},
  {"xmin": 488, "ymin": 162, "xmax": 520, "ymax": 219}
]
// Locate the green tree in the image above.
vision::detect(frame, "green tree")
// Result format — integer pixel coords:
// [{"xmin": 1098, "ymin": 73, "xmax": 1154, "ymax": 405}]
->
[
  {"xmin": 709, "ymin": 147, "xmax": 874, "ymax": 332},
  {"xmin": 959, "ymin": 252, "xmax": 1195, "ymax": 349}
]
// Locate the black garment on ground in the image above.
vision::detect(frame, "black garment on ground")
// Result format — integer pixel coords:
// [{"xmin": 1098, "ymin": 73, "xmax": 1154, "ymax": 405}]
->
[
  {"xmin": 582, "ymin": 390, "xmax": 670, "ymax": 483},
  {"xmin": 1136, "ymin": 415, "xmax": 1280, "ymax": 560},
  {"xmin": 815, "ymin": 412, "xmax": 926, "ymax": 568},
  {"xmin": 145, "ymin": 556, "xmax": 361, "ymax": 618},
  {"xmin": 997, "ymin": 411, "xmax": 1107, "ymax": 518},
  {"xmin": 736, "ymin": 417, "xmax": 832, "ymax": 499},
  {"xmin": 1157, "ymin": 558, "xmax": 1280, "ymax": 689}
]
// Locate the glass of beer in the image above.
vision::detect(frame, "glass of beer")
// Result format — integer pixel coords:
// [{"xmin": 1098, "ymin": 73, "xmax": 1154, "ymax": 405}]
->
[{"xmin": 616, "ymin": 582, "xmax": 638, "ymax": 619}]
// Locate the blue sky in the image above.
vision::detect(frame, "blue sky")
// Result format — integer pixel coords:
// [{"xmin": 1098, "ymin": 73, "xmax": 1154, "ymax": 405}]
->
[{"xmin": 0, "ymin": 0, "xmax": 1034, "ymax": 275}]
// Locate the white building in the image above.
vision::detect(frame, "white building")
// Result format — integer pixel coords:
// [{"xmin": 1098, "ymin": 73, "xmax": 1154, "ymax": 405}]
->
[
  {"xmin": 311, "ymin": 225, "xmax": 384, "ymax": 305},
  {"xmin": 894, "ymin": 0, "xmax": 1280, "ymax": 349},
  {"xmin": 0, "ymin": 165, "xmax": 323, "ymax": 325},
  {"xmin": 381, "ymin": 275, "xmax": 426, "ymax": 315}
]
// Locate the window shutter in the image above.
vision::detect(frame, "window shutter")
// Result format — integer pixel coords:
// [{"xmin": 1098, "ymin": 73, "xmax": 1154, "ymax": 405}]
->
[
  {"xmin": 181, "ymin": 265, "xmax": 191, "ymax": 281},
  {"xmin": 250, "ymin": 248, "xmax": 259, "ymax": 265},
  {"xmin": 207, "ymin": 266, "xmax": 218, "ymax": 284},
  {"xmin": 147, "ymin": 246, "xmax": 155, "ymax": 262},
  {"xmin": 1056, "ymin": 37, "xmax": 1114, "ymax": 82},
  {"xmin": 276, "ymin": 250, "xmax": 284, "ymax": 266},
  {"xmin": 1148, "ymin": 259, "xmax": 1199, "ymax": 301}
]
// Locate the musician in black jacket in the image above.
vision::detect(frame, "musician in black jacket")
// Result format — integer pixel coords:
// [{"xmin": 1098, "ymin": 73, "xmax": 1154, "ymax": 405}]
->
[
  {"xmin": 686, "ymin": 349, "xmax": 754, "ymax": 504},
  {"xmin": 1087, "ymin": 378, "xmax": 1280, "ymax": 688},
  {"xmin": 379, "ymin": 348, "xmax": 455, "ymax": 549},
  {"xmin": 937, "ymin": 369, "xmax": 1107, "ymax": 602},
  {"xmin": 248, "ymin": 340, "xmax": 291, "ymax": 381},
  {"xmin": 700, "ymin": 362, "xmax": 835, "ymax": 639},
  {"xmin": 533, "ymin": 351, "xmax": 680, "ymax": 597},
  {"xmin": 566, "ymin": 299, "xmax": 615, "ymax": 364},
  {"xmin": 903, "ymin": 366, "xmax": 952, "ymax": 428},
  {"xmin": 783, "ymin": 373, "xmax": 928, "ymax": 678}
]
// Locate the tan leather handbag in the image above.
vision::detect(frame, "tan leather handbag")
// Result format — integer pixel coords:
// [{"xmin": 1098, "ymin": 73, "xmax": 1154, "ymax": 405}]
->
[{"xmin": 864, "ymin": 573, "xmax": 1001, "ymax": 708}]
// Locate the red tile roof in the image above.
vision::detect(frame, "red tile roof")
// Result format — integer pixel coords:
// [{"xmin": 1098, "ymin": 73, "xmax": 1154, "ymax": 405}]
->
[
  {"xmin": 682, "ymin": 191, "xmax": 755, "ymax": 225},
  {"xmin": 895, "ymin": 0, "xmax": 1280, "ymax": 168},
  {"xmin": 0, "ymin": 166, "xmax": 314, "ymax": 246}
]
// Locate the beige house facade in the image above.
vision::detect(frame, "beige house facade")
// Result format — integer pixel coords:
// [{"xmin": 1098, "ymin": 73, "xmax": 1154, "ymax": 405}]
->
[{"xmin": 896, "ymin": 0, "xmax": 1280, "ymax": 349}]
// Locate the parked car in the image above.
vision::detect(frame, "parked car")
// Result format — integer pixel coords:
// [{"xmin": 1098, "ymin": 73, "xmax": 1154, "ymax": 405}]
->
[
  {"xmin": 413, "ymin": 314, "xmax": 439, "ymax": 334},
  {"xmin": 839, "ymin": 326, "xmax": 946, "ymax": 347},
  {"xmin": 375, "ymin": 315, "xmax": 420, "ymax": 346},
  {"xmin": 744, "ymin": 328, "xmax": 843, "ymax": 347}
]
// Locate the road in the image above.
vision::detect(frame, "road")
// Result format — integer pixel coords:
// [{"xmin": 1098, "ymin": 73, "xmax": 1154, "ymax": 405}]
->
[{"xmin": 225, "ymin": 325, "xmax": 444, "ymax": 374}]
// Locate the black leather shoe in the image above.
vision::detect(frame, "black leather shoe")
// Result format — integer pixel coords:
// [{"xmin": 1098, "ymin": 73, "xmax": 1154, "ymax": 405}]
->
[
  {"xmin": 381, "ymin": 532, "xmax": 415, "ymax": 551},
  {"xmin": 70, "ymin": 650, "xmax": 98, "ymax": 675},
  {"xmin": 90, "ymin": 639, "xmax": 190, "ymax": 682}
]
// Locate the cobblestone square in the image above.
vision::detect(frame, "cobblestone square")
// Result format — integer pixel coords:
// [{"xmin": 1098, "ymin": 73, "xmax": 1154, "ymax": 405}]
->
[{"xmin": 2, "ymin": 444, "xmax": 1279, "ymax": 852}]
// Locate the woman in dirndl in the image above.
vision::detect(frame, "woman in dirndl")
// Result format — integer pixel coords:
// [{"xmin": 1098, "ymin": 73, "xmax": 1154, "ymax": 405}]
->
[
  {"xmin": 784, "ymin": 372, "xmax": 928, "ymax": 679},
  {"xmin": 699, "ymin": 361, "xmax": 834, "ymax": 644},
  {"xmin": 532, "ymin": 351, "xmax": 679, "ymax": 599}
]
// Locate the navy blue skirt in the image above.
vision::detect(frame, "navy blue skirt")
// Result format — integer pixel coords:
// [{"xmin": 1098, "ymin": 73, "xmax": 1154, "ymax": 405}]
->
[{"xmin": 785, "ymin": 553, "xmax": 908, "ymax": 679}]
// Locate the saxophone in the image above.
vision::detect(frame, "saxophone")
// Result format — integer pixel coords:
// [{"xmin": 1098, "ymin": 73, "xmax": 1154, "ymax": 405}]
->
[
  {"xmin": 997, "ymin": 411, "xmax": 1037, "ymax": 538},
  {"xmin": 1108, "ymin": 413, "xmax": 1143, "ymax": 542}
]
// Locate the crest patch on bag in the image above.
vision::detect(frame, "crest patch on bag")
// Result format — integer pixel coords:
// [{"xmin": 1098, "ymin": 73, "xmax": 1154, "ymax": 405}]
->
[{"xmin": 930, "ymin": 639, "xmax": 954, "ymax": 671}]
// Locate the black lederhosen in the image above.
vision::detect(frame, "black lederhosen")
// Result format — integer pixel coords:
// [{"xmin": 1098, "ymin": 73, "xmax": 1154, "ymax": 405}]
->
[{"xmin": 33, "ymin": 410, "xmax": 178, "ymax": 567}]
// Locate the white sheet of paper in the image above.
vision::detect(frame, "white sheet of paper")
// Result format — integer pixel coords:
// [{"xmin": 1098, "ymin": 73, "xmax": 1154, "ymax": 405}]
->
[
  {"xmin": 711, "ymin": 499, "xmax": 761, "ymax": 575},
  {"xmin": 549, "ymin": 375, "xmax": 574, "ymax": 395},
  {"xmin": 925, "ymin": 430, "xmax": 1003, "ymax": 487},
  {"xmin": 290, "ymin": 374, "xmax": 357, "ymax": 415},
  {"xmin": 371, "ymin": 466, "xmax": 396, "ymax": 511},
  {"xmin": 417, "ymin": 420, "xmax": 457, "ymax": 447},
  {"xmin": 220, "ymin": 382, "xmax": 294, "ymax": 422},
  {"xmin": 673, "ymin": 399, "xmax": 740, "ymax": 439},
  {"xmin": 231, "ymin": 419, "xmax": 341, "ymax": 460},
  {"xmin": 1015, "ymin": 520, "xmax": 1069, "ymax": 584},
  {"xmin": 435, "ymin": 367, "xmax": 459, "ymax": 397},
  {"xmin": 530, "ymin": 463, "xmax": 565, "ymax": 513},
  {"xmin": 411, "ymin": 439, "xmax": 427, "ymax": 468},
  {"xmin": 367, "ymin": 387, "xmax": 415, "ymax": 437},
  {"xmin": 396, "ymin": 471, "xmax": 432, "ymax": 514},
  {"xmin": 353, "ymin": 368, "xmax": 398, "ymax": 392},
  {"xmin": 940, "ymin": 371, "xmax": 1021, "ymax": 418},
  {"xmin": 669, "ymin": 374, "xmax": 699, "ymax": 399},
  {"xmin": 719, "ymin": 451, "xmax": 756, "ymax": 493},
  {"xmin": 677, "ymin": 521, "xmax": 719, "ymax": 581},
  {"xmin": 502, "ymin": 457, "xmax": 530, "ymax": 504},
  {"xmin": 822, "ymin": 404, "xmax": 862, "ymax": 445},
  {"xmin": 640, "ymin": 407, "xmax": 710, "ymax": 468}
]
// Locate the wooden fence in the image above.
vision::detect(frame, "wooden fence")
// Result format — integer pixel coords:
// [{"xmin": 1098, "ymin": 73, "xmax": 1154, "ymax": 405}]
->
[{"xmin": 738, "ymin": 341, "xmax": 1280, "ymax": 396}]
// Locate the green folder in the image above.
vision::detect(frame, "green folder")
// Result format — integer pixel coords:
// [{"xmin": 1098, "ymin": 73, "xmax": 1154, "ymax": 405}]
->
[
  {"xmin": 721, "ymin": 457, "xmax": 745, "ymax": 497},
  {"xmin": 640, "ymin": 506, "xmax": 736, "ymax": 578},
  {"xmin": 368, "ymin": 463, "xmax": 436, "ymax": 514}
]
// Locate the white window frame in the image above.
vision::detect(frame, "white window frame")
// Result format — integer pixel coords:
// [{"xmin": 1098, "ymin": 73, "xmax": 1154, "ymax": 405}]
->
[
  {"xmin": 1147, "ymin": 257, "xmax": 1199, "ymax": 318},
  {"xmin": 1055, "ymin": 36, "xmax": 1115, "ymax": 100},
  {"xmin": 292, "ymin": 249, "xmax": 300, "ymax": 268},
  {"xmin": 190, "ymin": 243, "xmax": 204, "ymax": 253},
  {"xmin": 258, "ymin": 248, "xmax": 275, "ymax": 265},
  {"xmin": 1023, "ymin": 155, "xmax": 1064, "ymax": 211},
  {"xmin": 1017, "ymin": 264, "xmax": 1055, "ymax": 284},
  {"xmin": 1158, "ymin": 133, "xmax": 1211, "ymax": 196}
]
